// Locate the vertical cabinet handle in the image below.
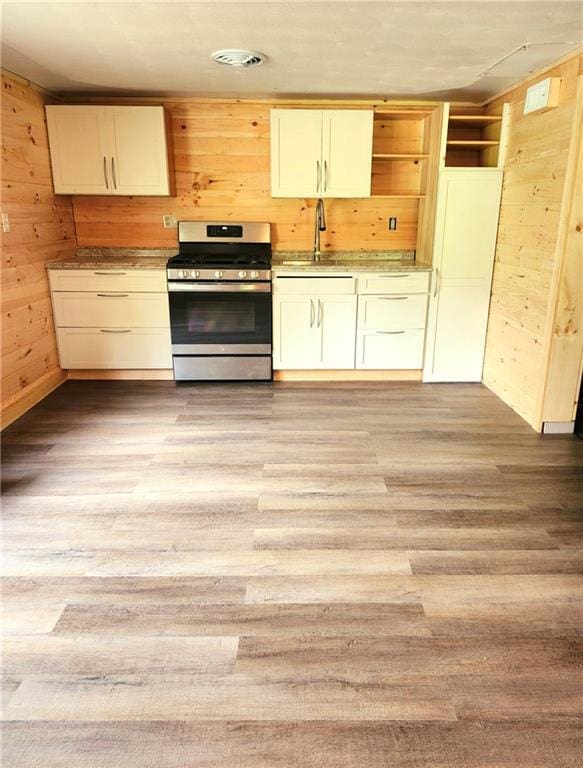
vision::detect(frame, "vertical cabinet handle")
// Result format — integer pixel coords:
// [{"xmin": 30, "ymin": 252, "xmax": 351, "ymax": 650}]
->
[
  {"xmin": 310, "ymin": 298, "xmax": 315, "ymax": 328},
  {"xmin": 111, "ymin": 157, "xmax": 117, "ymax": 190},
  {"xmin": 103, "ymin": 157, "xmax": 109, "ymax": 189},
  {"xmin": 433, "ymin": 267, "xmax": 440, "ymax": 298},
  {"xmin": 316, "ymin": 161, "xmax": 321, "ymax": 194},
  {"xmin": 317, "ymin": 299, "xmax": 323, "ymax": 328},
  {"xmin": 324, "ymin": 160, "xmax": 328, "ymax": 192}
]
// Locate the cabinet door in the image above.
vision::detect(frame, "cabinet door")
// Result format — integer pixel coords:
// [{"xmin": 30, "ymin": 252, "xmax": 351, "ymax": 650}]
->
[
  {"xmin": 273, "ymin": 295, "xmax": 316, "ymax": 369},
  {"xmin": 424, "ymin": 170, "xmax": 503, "ymax": 382},
  {"xmin": 322, "ymin": 110, "xmax": 373, "ymax": 198},
  {"xmin": 271, "ymin": 110, "xmax": 323, "ymax": 197},
  {"xmin": 317, "ymin": 295, "xmax": 357, "ymax": 369},
  {"xmin": 45, "ymin": 106, "xmax": 110, "ymax": 194},
  {"xmin": 109, "ymin": 107, "xmax": 170, "ymax": 195}
]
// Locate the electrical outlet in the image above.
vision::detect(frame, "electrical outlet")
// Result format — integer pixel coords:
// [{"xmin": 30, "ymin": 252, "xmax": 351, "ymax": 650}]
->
[
  {"xmin": 162, "ymin": 214, "xmax": 177, "ymax": 228},
  {"xmin": 1, "ymin": 213, "xmax": 10, "ymax": 233},
  {"xmin": 388, "ymin": 217, "xmax": 397, "ymax": 231}
]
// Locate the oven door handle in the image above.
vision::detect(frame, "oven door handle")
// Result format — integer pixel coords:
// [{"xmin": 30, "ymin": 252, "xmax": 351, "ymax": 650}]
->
[{"xmin": 168, "ymin": 282, "xmax": 271, "ymax": 293}]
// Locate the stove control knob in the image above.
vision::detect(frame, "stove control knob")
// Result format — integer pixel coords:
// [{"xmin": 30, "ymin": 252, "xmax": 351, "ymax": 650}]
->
[
  {"xmin": 214, "ymin": 270, "xmax": 224, "ymax": 279},
  {"xmin": 180, "ymin": 270, "xmax": 188, "ymax": 278},
  {"xmin": 251, "ymin": 270, "xmax": 259, "ymax": 278},
  {"xmin": 238, "ymin": 270, "xmax": 248, "ymax": 278},
  {"xmin": 190, "ymin": 269, "xmax": 199, "ymax": 278}
]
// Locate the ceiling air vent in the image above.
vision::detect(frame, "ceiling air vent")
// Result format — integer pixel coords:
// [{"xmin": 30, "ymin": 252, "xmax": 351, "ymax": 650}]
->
[{"xmin": 211, "ymin": 49, "xmax": 266, "ymax": 68}]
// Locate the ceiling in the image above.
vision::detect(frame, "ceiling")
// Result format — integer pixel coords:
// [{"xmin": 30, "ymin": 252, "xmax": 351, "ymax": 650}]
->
[{"xmin": 2, "ymin": 1, "xmax": 582, "ymax": 102}]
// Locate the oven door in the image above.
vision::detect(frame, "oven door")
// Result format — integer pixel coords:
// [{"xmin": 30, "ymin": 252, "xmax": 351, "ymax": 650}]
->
[{"xmin": 168, "ymin": 281, "xmax": 272, "ymax": 354}]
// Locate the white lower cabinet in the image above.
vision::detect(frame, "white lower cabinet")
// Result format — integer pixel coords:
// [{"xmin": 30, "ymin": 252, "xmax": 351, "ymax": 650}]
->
[
  {"xmin": 273, "ymin": 276, "xmax": 357, "ymax": 369},
  {"xmin": 356, "ymin": 329, "xmax": 425, "ymax": 369},
  {"xmin": 49, "ymin": 268, "xmax": 171, "ymax": 370},
  {"xmin": 56, "ymin": 328, "xmax": 172, "ymax": 369},
  {"xmin": 273, "ymin": 293, "xmax": 357, "ymax": 369},
  {"xmin": 273, "ymin": 270, "xmax": 430, "ymax": 372}
]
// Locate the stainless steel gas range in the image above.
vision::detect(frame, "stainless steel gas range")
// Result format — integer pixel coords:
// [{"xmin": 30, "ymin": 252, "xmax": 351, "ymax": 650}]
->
[{"xmin": 167, "ymin": 221, "xmax": 272, "ymax": 381}]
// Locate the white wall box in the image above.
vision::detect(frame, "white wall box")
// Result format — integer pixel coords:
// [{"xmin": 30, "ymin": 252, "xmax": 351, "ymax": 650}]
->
[
  {"xmin": 424, "ymin": 169, "xmax": 503, "ymax": 382},
  {"xmin": 45, "ymin": 106, "xmax": 171, "ymax": 195},
  {"xmin": 49, "ymin": 268, "xmax": 171, "ymax": 370},
  {"xmin": 273, "ymin": 275, "xmax": 357, "ymax": 368},
  {"xmin": 270, "ymin": 109, "xmax": 373, "ymax": 198}
]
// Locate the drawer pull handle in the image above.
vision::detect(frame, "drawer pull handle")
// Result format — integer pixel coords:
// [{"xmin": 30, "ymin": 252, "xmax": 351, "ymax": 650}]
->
[
  {"xmin": 378, "ymin": 296, "xmax": 408, "ymax": 300},
  {"xmin": 378, "ymin": 274, "xmax": 409, "ymax": 278},
  {"xmin": 96, "ymin": 293, "xmax": 129, "ymax": 297},
  {"xmin": 100, "ymin": 329, "xmax": 131, "ymax": 333},
  {"xmin": 377, "ymin": 330, "xmax": 405, "ymax": 335},
  {"xmin": 94, "ymin": 271, "xmax": 127, "ymax": 275}
]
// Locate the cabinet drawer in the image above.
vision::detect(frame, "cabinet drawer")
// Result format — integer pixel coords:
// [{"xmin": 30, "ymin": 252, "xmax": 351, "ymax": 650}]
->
[
  {"xmin": 56, "ymin": 328, "xmax": 172, "ymax": 369},
  {"xmin": 273, "ymin": 275, "xmax": 356, "ymax": 295},
  {"xmin": 356, "ymin": 329, "xmax": 425, "ymax": 369},
  {"xmin": 357, "ymin": 271, "xmax": 430, "ymax": 295},
  {"xmin": 52, "ymin": 292, "xmax": 169, "ymax": 328},
  {"xmin": 49, "ymin": 269, "xmax": 167, "ymax": 293},
  {"xmin": 357, "ymin": 294, "xmax": 428, "ymax": 331}
]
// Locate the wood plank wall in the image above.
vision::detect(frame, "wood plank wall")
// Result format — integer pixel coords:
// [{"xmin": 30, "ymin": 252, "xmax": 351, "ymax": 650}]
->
[
  {"xmin": 1, "ymin": 71, "xmax": 76, "ymax": 421},
  {"xmin": 72, "ymin": 101, "xmax": 419, "ymax": 252},
  {"xmin": 482, "ymin": 55, "xmax": 583, "ymax": 429}
]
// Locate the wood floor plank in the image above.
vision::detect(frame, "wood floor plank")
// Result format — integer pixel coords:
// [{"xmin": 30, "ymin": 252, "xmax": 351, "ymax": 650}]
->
[
  {"xmin": 3, "ymin": 721, "xmax": 583, "ymax": 768},
  {"xmin": 4, "ymin": 674, "xmax": 458, "ymax": 722},
  {"xmin": 53, "ymin": 602, "xmax": 429, "ymax": 637}
]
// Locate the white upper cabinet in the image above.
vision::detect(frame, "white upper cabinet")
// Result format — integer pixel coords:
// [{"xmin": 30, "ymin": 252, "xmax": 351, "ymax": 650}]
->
[
  {"xmin": 45, "ymin": 106, "xmax": 111, "ymax": 195},
  {"xmin": 270, "ymin": 109, "xmax": 373, "ymax": 198},
  {"xmin": 46, "ymin": 105, "xmax": 171, "ymax": 196},
  {"xmin": 322, "ymin": 110, "xmax": 373, "ymax": 198}
]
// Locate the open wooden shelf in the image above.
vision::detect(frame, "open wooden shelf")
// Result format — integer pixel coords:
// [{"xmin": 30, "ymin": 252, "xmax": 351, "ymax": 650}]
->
[
  {"xmin": 447, "ymin": 140, "xmax": 499, "ymax": 149},
  {"xmin": 371, "ymin": 108, "xmax": 439, "ymax": 197},
  {"xmin": 370, "ymin": 194, "xmax": 426, "ymax": 199},
  {"xmin": 373, "ymin": 153, "xmax": 430, "ymax": 160},
  {"xmin": 445, "ymin": 106, "xmax": 507, "ymax": 168},
  {"xmin": 448, "ymin": 114, "xmax": 503, "ymax": 127},
  {"xmin": 374, "ymin": 109, "xmax": 433, "ymax": 118}
]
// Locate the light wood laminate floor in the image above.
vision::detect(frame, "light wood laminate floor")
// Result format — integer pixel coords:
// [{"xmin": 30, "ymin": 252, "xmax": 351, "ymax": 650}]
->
[{"xmin": 2, "ymin": 380, "xmax": 582, "ymax": 767}]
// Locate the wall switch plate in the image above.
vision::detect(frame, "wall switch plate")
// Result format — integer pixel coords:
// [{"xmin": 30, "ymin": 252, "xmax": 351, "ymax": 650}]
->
[
  {"xmin": 388, "ymin": 217, "xmax": 397, "ymax": 231},
  {"xmin": 162, "ymin": 214, "xmax": 177, "ymax": 228},
  {"xmin": 1, "ymin": 212, "xmax": 10, "ymax": 233},
  {"xmin": 524, "ymin": 77, "xmax": 561, "ymax": 115}
]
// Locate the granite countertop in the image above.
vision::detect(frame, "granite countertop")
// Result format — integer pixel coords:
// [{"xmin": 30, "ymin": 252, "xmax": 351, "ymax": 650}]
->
[
  {"xmin": 47, "ymin": 248, "xmax": 175, "ymax": 270},
  {"xmin": 47, "ymin": 247, "xmax": 432, "ymax": 273},
  {"xmin": 272, "ymin": 251, "xmax": 432, "ymax": 272}
]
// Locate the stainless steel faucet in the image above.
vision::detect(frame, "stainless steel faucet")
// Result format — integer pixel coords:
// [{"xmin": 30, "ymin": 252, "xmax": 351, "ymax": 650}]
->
[{"xmin": 313, "ymin": 198, "xmax": 327, "ymax": 262}]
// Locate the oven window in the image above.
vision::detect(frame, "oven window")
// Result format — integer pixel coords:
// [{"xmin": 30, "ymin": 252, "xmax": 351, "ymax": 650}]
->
[{"xmin": 169, "ymin": 289, "xmax": 271, "ymax": 346}]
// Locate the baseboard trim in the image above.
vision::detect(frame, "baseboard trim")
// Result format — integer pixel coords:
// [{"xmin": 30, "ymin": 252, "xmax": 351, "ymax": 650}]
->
[
  {"xmin": 1, "ymin": 368, "xmax": 67, "ymax": 430},
  {"xmin": 274, "ymin": 369, "xmax": 423, "ymax": 382},
  {"xmin": 66, "ymin": 369, "xmax": 174, "ymax": 380}
]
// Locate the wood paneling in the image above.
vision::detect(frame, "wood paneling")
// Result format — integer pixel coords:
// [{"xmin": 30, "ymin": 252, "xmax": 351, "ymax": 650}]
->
[
  {"xmin": 1, "ymin": 71, "xmax": 75, "ymax": 422},
  {"xmin": 72, "ymin": 102, "xmax": 420, "ymax": 252},
  {"xmin": 537, "ymin": 75, "xmax": 583, "ymax": 425},
  {"xmin": 483, "ymin": 55, "xmax": 583, "ymax": 429}
]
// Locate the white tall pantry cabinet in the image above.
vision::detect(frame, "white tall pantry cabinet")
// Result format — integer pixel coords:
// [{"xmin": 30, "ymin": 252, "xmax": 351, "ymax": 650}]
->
[{"xmin": 423, "ymin": 169, "xmax": 503, "ymax": 382}]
